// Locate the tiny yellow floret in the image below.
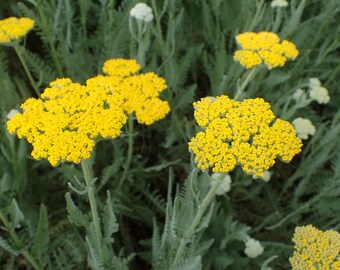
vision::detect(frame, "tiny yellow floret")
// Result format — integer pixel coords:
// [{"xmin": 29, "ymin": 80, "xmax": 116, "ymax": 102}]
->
[
  {"xmin": 233, "ymin": 31, "xmax": 299, "ymax": 69},
  {"xmin": 0, "ymin": 17, "xmax": 34, "ymax": 44},
  {"xmin": 289, "ymin": 225, "xmax": 340, "ymax": 270},
  {"xmin": 188, "ymin": 95, "xmax": 302, "ymax": 177}
]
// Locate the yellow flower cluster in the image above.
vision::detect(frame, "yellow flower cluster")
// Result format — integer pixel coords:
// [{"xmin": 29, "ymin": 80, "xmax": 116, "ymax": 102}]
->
[
  {"xmin": 290, "ymin": 225, "xmax": 340, "ymax": 270},
  {"xmin": 234, "ymin": 31, "xmax": 299, "ymax": 69},
  {"xmin": 0, "ymin": 17, "xmax": 34, "ymax": 44},
  {"xmin": 188, "ymin": 95, "xmax": 302, "ymax": 177},
  {"xmin": 87, "ymin": 59, "xmax": 170, "ymax": 125},
  {"xmin": 7, "ymin": 78, "xmax": 127, "ymax": 166}
]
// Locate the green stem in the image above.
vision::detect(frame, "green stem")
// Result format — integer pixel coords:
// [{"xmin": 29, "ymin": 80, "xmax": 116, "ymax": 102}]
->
[
  {"xmin": 36, "ymin": 4, "xmax": 63, "ymax": 76},
  {"xmin": 118, "ymin": 115, "xmax": 134, "ymax": 189},
  {"xmin": 150, "ymin": 0, "xmax": 166, "ymax": 55},
  {"xmin": 272, "ymin": 8, "xmax": 283, "ymax": 32},
  {"xmin": 172, "ymin": 178, "xmax": 221, "ymax": 267},
  {"xmin": 248, "ymin": 0, "xmax": 265, "ymax": 31},
  {"xmin": 49, "ymin": 41, "xmax": 63, "ymax": 77},
  {"xmin": 0, "ymin": 210, "xmax": 42, "ymax": 270},
  {"xmin": 136, "ymin": 21, "xmax": 145, "ymax": 68},
  {"xmin": 12, "ymin": 43, "xmax": 40, "ymax": 96},
  {"xmin": 81, "ymin": 159, "xmax": 102, "ymax": 241},
  {"xmin": 234, "ymin": 68, "xmax": 259, "ymax": 100}
]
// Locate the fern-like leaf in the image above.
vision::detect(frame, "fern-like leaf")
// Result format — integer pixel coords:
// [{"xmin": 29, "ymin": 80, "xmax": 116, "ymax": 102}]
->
[
  {"xmin": 32, "ymin": 204, "xmax": 50, "ymax": 266},
  {"xmin": 65, "ymin": 192, "xmax": 89, "ymax": 227},
  {"xmin": 102, "ymin": 191, "xmax": 119, "ymax": 245}
]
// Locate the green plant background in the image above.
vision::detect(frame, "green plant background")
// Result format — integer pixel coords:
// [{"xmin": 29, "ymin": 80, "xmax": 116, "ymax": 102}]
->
[{"xmin": 0, "ymin": 0, "xmax": 339, "ymax": 269}]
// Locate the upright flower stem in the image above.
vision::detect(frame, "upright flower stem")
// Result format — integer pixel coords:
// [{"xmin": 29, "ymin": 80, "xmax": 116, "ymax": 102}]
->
[
  {"xmin": 81, "ymin": 159, "xmax": 102, "ymax": 241},
  {"xmin": 234, "ymin": 67, "xmax": 259, "ymax": 100},
  {"xmin": 13, "ymin": 43, "xmax": 40, "ymax": 96},
  {"xmin": 118, "ymin": 115, "xmax": 134, "ymax": 189},
  {"xmin": 0, "ymin": 210, "xmax": 42, "ymax": 270},
  {"xmin": 172, "ymin": 178, "xmax": 222, "ymax": 267},
  {"xmin": 272, "ymin": 8, "xmax": 283, "ymax": 32},
  {"xmin": 150, "ymin": 0, "xmax": 166, "ymax": 56}
]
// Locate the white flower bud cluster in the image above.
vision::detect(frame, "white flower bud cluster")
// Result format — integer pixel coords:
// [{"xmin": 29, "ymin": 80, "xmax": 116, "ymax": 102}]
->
[
  {"xmin": 308, "ymin": 78, "xmax": 330, "ymax": 104},
  {"xmin": 292, "ymin": 77, "xmax": 330, "ymax": 105},
  {"xmin": 292, "ymin": 117, "xmax": 316, "ymax": 140},
  {"xmin": 7, "ymin": 109, "xmax": 19, "ymax": 120},
  {"xmin": 292, "ymin": 88, "xmax": 307, "ymax": 102},
  {"xmin": 211, "ymin": 173, "xmax": 231, "ymax": 195},
  {"xmin": 271, "ymin": 0, "xmax": 289, "ymax": 8},
  {"xmin": 244, "ymin": 238, "xmax": 264, "ymax": 259},
  {"xmin": 130, "ymin": 3, "xmax": 154, "ymax": 22}
]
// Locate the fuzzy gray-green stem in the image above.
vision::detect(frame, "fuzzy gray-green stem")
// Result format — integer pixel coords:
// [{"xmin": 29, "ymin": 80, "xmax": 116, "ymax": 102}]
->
[
  {"xmin": 234, "ymin": 67, "xmax": 259, "ymax": 100},
  {"xmin": 0, "ymin": 209, "xmax": 42, "ymax": 270},
  {"xmin": 81, "ymin": 159, "xmax": 103, "ymax": 242},
  {"xmin": 172, "ymin": 178, "xmax": 221, "ymax": 266},
  {"xmin": 13, "ymin": 43, "xmax": 40, "ymax": 96},
  {"xmin": 272, "ymin": 8, "xmax": 283, "ymax": 32}
]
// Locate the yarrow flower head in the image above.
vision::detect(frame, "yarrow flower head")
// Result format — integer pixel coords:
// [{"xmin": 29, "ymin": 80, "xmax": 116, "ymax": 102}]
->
[
  {"xmin": 7, "ymin": 78, "xmax": 127, "ymax": 166},
  {"xmin": 271, "ymin": 0, "xmax": 289, "ymax": 8},
  {"xmin": 289, "ymin": 225, "xmax": 340, "ymax": 270},
  {"xmin": 233, "ymin": 31, "xmax": 299, "ymax": 69},
  {"xmin": 244, "ymin": 238, "xmax": 264, "ymax": 259},
  {"xmin": 87, "ymin": 58, "xmax": 170, "ymax": 125},
  {"xmin": 130, "ymin": 3, "xmax": 154, "ymax": 22},
  {"xmin": 0, "ymin": 17, "xmax": 34, "ymax": 44},
  {"xmin": 188, "ymin": 95, "xmax": 302, "ymax": 177},
  {"xmin": 292, "ymin": 117, "xmax": 316, "ymax": 140}
]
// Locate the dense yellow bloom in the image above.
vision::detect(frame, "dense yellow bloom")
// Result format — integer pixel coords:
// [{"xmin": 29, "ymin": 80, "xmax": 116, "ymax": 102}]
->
[
  {"xmin": 234, "ymin": 31, "xmax": 299, "ymax": 69},
  {"xmin": 0, "ymin": 17, "xmax": 34, "ymax": 43},
  {"xmin": 290, "ymin": 225, "xmax": 340, "ymax": 270},
  {"xmin": 102, "ymin": 58, "xmax": 141, "ymax": 77},
  {"xmin": 7, "ymin": 78, "xmax": 127, "ymax": 166},
  {"xmin": 188, "ymin": 95, "xmax": 302, "ymax": 177},
  {"xmin": 88, "ymin": 59, "xmax": 170, "ymax": 125}
]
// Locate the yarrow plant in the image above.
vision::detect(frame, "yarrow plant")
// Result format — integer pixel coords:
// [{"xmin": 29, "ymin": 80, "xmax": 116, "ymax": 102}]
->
[
  {"xmin": 0, "ymin": 17, "xmax": 34, "ymax": 44},
  {"xmin": 7, "ymin": 58, "xmax": 170, "ymax": 165},
  {"xmin": 234, "ymin": 31, "xmax": 299, "ymax": 69},
  {"xmin": 289, "ymin": 225, "xmax": 340, "ymax": 269},
  {"xmin": 7, "ymin": 78, "xmax": 127, "ymax": 166},
  {"xmin": 188, "ymin": 95, "xmax": 302, "ymax": 177}
]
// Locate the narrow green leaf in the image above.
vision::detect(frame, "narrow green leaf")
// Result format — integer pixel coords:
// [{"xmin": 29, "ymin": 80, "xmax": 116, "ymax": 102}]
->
[
  {"xmin": 0, "ymin": 236, "xmax": 18, "ymax": 256},
  {"xmin": 10, "ymin": 199, "xmax": 24, "ymax": 229}
]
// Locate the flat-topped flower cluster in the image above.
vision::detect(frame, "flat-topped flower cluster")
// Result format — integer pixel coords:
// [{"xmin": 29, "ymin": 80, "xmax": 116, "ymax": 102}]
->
[
  {"xmin": 0, "ymin": 17, "xmax": 34, "ymax": 43},
  {"xmin": 234, "ymin": 31, "xmax": 299, "ymax": 69},
  {"xmin": 290, "ymin": 225, "xmax": 340, "ymax": 270},
  {"xmin": 7, "ymin": 59, "xmax": 170, "ymax": 166},
  {"xmin": 89, "ymin": 59, "xmax": 170, "ymax": 125},
  {"xmin": 188, "ymin": 95, "xmax": 302, "ymax": 177}
]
